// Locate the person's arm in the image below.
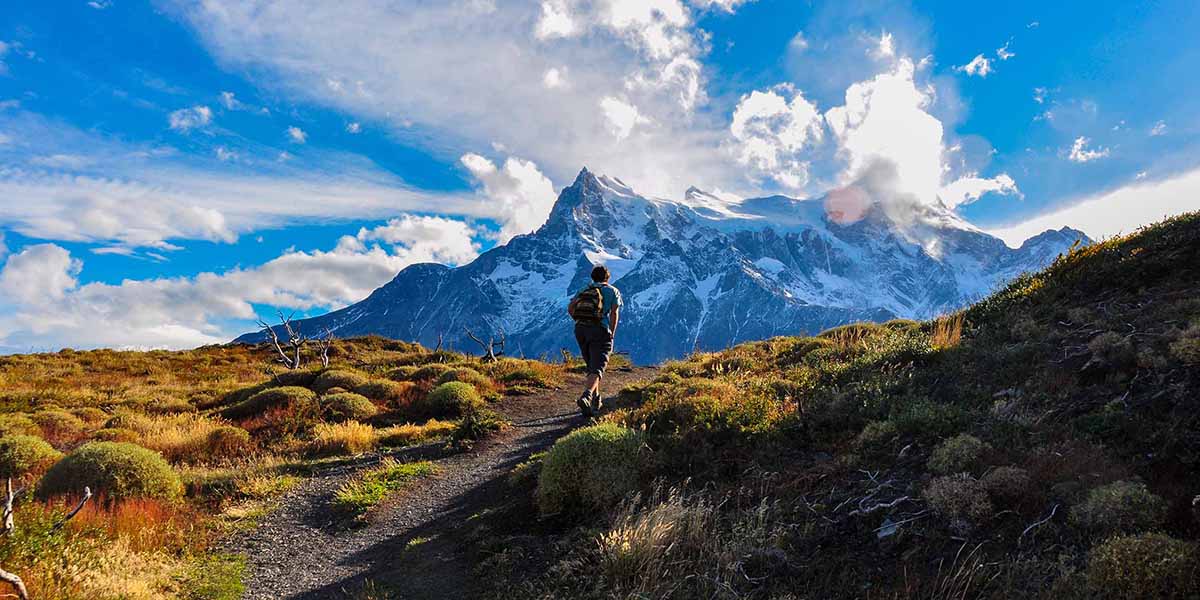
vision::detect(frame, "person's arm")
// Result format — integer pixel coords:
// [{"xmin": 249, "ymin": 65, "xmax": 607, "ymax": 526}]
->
[
  {"xmin": 609, "ymin": 307, "xmax": 619, "ymax": 338},
  {"xmin": 567, "ymin": 296, "xmax": 578, "ymax": 319}
]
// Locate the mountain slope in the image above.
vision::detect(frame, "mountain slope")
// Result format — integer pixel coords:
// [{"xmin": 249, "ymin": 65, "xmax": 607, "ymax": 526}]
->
[{"xmin": 237, "ymin": 168, "xmax": 1087, "ymax": 363}]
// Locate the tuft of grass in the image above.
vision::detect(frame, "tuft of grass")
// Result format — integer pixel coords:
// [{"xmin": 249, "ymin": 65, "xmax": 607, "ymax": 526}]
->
[
  {"xmin": 308, "ymin": 421, "xmax": 379, "ymax": 456},
  {"xmin": 377, "ymin": 419, "xmax": 456, "ymax": 447},
  {"xmin": 332, "ymin": 458, "xmax": 437, "ymax": 517}
]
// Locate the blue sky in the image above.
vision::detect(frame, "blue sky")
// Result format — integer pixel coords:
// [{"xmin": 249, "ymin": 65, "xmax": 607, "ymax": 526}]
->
[{"xmin": 0, "ymin": 0, "xmax": 1197, "ymax": 351}]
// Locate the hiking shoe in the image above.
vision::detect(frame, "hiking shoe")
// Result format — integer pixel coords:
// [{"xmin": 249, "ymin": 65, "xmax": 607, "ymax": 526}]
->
[
  {"xmin": 576, "ymin": 395, "xmax": 594, "ymax": 417},
  {"xmin": 590, "ymin": 390, "xmax": 603, "ymax": 413}
]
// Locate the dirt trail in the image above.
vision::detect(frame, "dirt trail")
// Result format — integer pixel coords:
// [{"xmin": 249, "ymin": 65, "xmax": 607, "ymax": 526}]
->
[{"xmin": 231, "ymin": 366, "xmax": 656, "ymax": 600}]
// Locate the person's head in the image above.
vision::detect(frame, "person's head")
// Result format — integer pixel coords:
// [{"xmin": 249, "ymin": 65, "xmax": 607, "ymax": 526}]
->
[{"xmin": 590, "ymin": 265, "xmax": 610, "ymax": 283}]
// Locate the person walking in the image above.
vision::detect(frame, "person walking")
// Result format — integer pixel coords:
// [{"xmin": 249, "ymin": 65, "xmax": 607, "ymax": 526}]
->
[{"xmin": 567, "ymin": 264, "xmax": 622, "ymax": 417}]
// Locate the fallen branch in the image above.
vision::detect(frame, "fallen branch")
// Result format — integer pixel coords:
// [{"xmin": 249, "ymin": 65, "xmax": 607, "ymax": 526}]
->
[
  {"xmin": 849, "ymin": 495, "xmax": 910, "ymax": 517},
  {"xmin": 1019, "ymin": 503, "xmax": 1059, "ymax": 545},
  {"xmin": 2, "ymin": 482, "xmax": 92, "ymax": 600}
]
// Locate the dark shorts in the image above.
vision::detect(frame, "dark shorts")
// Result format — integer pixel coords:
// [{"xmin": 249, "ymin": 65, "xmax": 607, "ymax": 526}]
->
[{"xmin": 574, "ymin": 321, "xmax": 613, "ymax": 377}]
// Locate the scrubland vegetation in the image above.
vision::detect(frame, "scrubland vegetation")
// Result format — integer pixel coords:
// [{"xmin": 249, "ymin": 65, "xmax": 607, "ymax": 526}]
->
[
  {"xmin": 0, "ymin": 336, "xmax": 564, "ymax": 599},
  {"xmin": 478, "ymin": 213, "xmax": 1200, "ymax": 599}
]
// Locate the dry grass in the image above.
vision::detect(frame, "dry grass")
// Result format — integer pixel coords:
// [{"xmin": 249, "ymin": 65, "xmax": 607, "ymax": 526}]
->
[
  {"xmin": 308, "ymin": 421, "xmax": 380, "ymax": 456},
  {"xmin": 931, "ymin": 312, "xmax": 964, "ymax": 349}
]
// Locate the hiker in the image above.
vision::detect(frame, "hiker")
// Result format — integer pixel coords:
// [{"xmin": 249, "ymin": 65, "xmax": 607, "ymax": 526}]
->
[{"xmin": 567, "ymin": 264, "xmax": 622, "ymax": 417}]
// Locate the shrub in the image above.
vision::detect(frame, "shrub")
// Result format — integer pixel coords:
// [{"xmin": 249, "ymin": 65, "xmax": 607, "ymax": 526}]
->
[
  {"xmin": 386, "ymin": 365, "xmax": 420, "ymax": 381},
  {"xmin": 205, "ymin": 426, "xmax": 252, "ymax": 459},
  {"xmin": 437, "ymin": 367, "xmax": 493, "ymax": 392},
  {"xmin": 1070, "ymin": 480, "xmax": 1166, "ymax": 538},
  {"xmin": 982, "ymin": 466, "xmax": 1032, "ymax": 505},
  {"xmin": 70, "ymin": 407, "xmax": 109, "ymax": 425},
  {"xmin": 452, "ymin": 406, "xmax": 508, "ymax": 442},
  {"xmin": 0, "ymin": 413, "xmax": 41, "ymax": 437},
  {"xmin": 31, "ymin": 409, "xmax": 85, "ymax": 440},
  {"xmin": 272, "ymin": 368, "xmax": 320, "ymax": 388},
  {"xmin": 322, "ymin": 392, "xmax": 379, "ymax": 422},
  {"xmin": 308, "ymin": 421, "xmax": 378, "ymax": 456},
  {"xmin": 332, "ymin": 458, "xmax": 437, "ymax": 517},
  {"xmin": 0, "ymin": 434, "xmax": 62, "ymax": 480},
  {"xmin": 92, "ymin": 427, "xmax": 139, "ymax": 443},
  {"xmin": 377, "ymin": 419, "xmax": 456, "ymax": 447},
  {"xmin": 145, "ymin": 397, "xmax": 196, "ymax": 414},
  {"xmin": 1168, "ymin": 322, "xmax": 1200, "ymax": 365},
  {"xmin": 923, "ymin": 474, "xmax": 993, "ymax": 528},
  {"xmin": 537, "ymin": 423, "xmax": 644, "ymax": 516},
  {"xmin": 855, "ymin": 421, "xmax": 898, "ymax": 458},
  {"xmin": 221, "ymin": 386, "xmax": 317, "ymax": 420},
  {"xmin": 422, "ymin": 382, "xmax": 484, "ymax": 418},
  {"xmin": 407, "ymin": 363, "xmax": 453, "ymax": 381},
  {"xmin": 312, "ymin": 369, "xmax": 370, "ymax": 394},
  {"xmin": 354, "ymin": 380, "xmax": 414, "ymax": 406},
  {"xmin": 928, "ymin": 434, "xmax": 989, "ymax": 475},
  {"xmin": 1086, "ymin": 533, "xmax": 1197, "ymax": 598},
  {"xmin": 38, "ymin": 441, "xmax": 182, "ymax": 502},
  {"xmin": 1087, "ymin": 332, "xmax": 1135, "ymax": 367}
]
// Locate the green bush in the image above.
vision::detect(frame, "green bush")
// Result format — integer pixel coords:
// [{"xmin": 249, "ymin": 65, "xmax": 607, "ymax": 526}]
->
[
  {"xmin": 0, "ymin": 435, "xmax": 62, "ymax": 479},
  {"xmin": 312, "ymin": 369, "xmax": 370, "ymax": 394},
  {"xmin": 923, "ymin": 474, "xmax": 993, "ymax": 527},
  {"xmin": 982, "ymin": 466, "xmax": 1032, "ymax": 505},
  {"xmin": 38, "ymin": 441, "xmax": 182, "ymax": 502},
  {"xmin": 537, "ymin": 423, "xmax": 644, "ymax": 516},
  {"xmin": 452, "ymin": 406, "xmax": 508, "ymax": 442},
  {"xmin": 145, "ymin": 397, "xmax": 196, "ymax": 414},
  {"xmin": 407, "ymin": 363, "xmax": 453, "ymax": 381},
  {"xmin": 1070, "ymin": 480, "xmax": 1166, "ymax": 538},
  {"xmin": 272, "ymin": 368, "xmax": 320, "ymax": 388},
  {"xmin": 437, "ymin": 367, "xmax": 493, "ymax": 391},
  {"xmin": 855, "ymin": 421, "xmax": 898, "ymax": 458},
  {"xmin": 386, "ymin": 365, "xmax": 420, "ymax": 381},
  {"xmin": 221, "ymin": 386, "xmax": 317, "ymax": 420},
  {"xmin": 205, "ymin": 426, "xmax": 252, "ymax": 459},
  {"xmin": 1086, "ymin": 533, "xmax": 1197, "ymax": 598},
  {"xmin": 322, "ymin": 392, "xmax": 379, "ymax": 422},
  {"xmin": 928, "ymin": 434, "xmax": 990, "ymax": 475},
  {"xmin": 0, "ymin": 413, "xmax": 41, "ymax": 437},
  {"xmin": 1168, "ymin": 322, "xmax": 1200, "ymax": 365},
  {"xmin": 422, "ymin": 382, "xmax": 484, "ymax": 418}
]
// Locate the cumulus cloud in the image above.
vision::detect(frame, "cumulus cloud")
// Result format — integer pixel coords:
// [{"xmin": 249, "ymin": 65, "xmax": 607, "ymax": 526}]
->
[
  {"xmin": 956, "ymin": 54, "xmax": 992, "ymax": 77},
  {"xmin": 729, "ymin": 87, "xmax": 822, "ymax": 190},
  {"xmin": 535, "ymin": 0, "xmax": 578, "ymax": 39},
  {"xmin": 938, "ymin": 173, "xmax": 1019, "ymax": 209},
  {"xmin": 543, "ymin": 67, "xmax": 567, "ymax": 89},
  {"xmin": 690, "ymin": 0, "xmax": 754, "ymax": 12},
  {"xmin": 1068, "ymin": 136, "xmax": 1109, "ymax": 163},
  {"xmin": 460, "ymin": 153, "xmax": 557, "ymax": 241},
  {"xmin": 218, "ymin": 91, "xmax": 242, "ymax": 110},
  {"xmin": 167, "ymin": 105, "xmax": 213, "ymax": 132},
  {"xmin": 996, "ymin": 42, "xmax": 1015, "ymax": 61},
  {"xmin": 287, "ymin": 126, "xmax": 307, "ymax": 143},
  {"xmin": 987, "ymin": 166, "xmax": 1200, "ymax": 247},
  {"xmin": 0, "ymin": 215, "xmax": 480, "ymax": 351},
  {"xmin": 1150, "ymin": 120, "xmax": 1167, "ymax": 136},
  {"xmin": 345, "ymin": 122, "xmax": 362, "ymax": 134},
  {"xmin": 599, "ymin": 96, "xmax": 649, "ymax": 141}
]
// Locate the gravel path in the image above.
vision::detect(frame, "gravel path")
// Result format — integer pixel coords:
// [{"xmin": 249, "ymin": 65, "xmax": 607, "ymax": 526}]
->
[{"xmin": 231, "ymin": 367, "xmax": 655, "ymax": 599}]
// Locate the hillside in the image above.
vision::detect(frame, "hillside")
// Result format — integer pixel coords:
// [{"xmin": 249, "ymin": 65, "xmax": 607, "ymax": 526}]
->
[
  {"xmin": 236, "ymin": 168, "xmax": 1086, "ymax": 364},
  {"xmin": 465, "ymin": 211, "xmax": 1200, "ymax": 599}
]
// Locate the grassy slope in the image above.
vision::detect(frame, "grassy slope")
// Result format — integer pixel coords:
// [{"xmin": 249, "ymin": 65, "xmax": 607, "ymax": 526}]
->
[
  {"xmin": 478, "ymin": 212, "xmax": 1200, "ymax": 599},
  {"xmin": 0, "ymin": 336, "xmax": 566, "ymax": 600}
]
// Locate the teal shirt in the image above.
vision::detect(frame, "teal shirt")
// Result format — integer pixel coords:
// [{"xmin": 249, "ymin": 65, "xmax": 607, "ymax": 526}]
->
[{"xmin": 578, "ymin": 283, "xmax": 622, "ymax": 330}]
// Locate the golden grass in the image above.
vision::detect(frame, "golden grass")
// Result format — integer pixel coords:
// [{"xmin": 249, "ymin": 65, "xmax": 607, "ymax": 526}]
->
[
  {"xmin": 377, "ymin": 419, "xmax": 456, "ymax": 447},
  {"xmin": 308, "ymin": 421, "xmax": 380, "ymax": 455},
  {"xmin": 931, "ymin": 312, "xmax": 965, "ymax": 349}
]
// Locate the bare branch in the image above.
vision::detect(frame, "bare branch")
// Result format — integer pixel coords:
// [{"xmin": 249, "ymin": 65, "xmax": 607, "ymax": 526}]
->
[
  {"xmin": 52, "ymin": 487, "xmax": 93, "ymax": 531},
  {"xmin": 1019, "ymin": 504, "xmax": 1059, "ymax": 545}
]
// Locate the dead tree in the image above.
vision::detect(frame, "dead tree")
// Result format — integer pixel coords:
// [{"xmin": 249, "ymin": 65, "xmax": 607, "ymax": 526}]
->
[
  {"xmin": 464, "ymin": 327, "xmax": 506, "ymax": 362},
  {"xmin": 2, "ymin": 479, "xmax": 93, "ymax": 600},
  {"xmin": 257, "ymin": 310, "xmax": 306, "ymax": 369},
  {"xmin": 314, "ymin": 327, "xmax": 336, "ymax": 368}
]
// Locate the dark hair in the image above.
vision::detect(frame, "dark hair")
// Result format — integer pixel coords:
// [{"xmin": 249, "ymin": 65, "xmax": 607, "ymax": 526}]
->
[{"xmin": 590, "ymin": 265, "xmax": 610, "ymax": 282}]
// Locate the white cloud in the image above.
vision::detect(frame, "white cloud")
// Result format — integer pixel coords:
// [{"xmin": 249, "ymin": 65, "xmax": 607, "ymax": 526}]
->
[
  {"xmin": 690, "ymin": 0, "xmax": 754, "ymax": 13},
  {"xmin": 1033, "ymin": 87, "xmax": 1047, "ymax": 104},
  {"xmin": 873, "ymin": 32, "xmax": 895, "ymax": 59},
  {"xmin": 0, "ymin": 244, "xmax": 82, "ymax": 305},
  {"xmin": 218, "ymin": 90, "xmax": 242, "ymax": 110},
  {"xmin": 729, "ymin": 87, "xmax": 822, "ymax": 189},
  {"xmin": 346, "ymin": 122, "xmax": 362, "ymax": 134},
  {"xmin": 1150, "ymin": 120, "xmax": 1167, "ymax": 136},
  {"xmin": 599, "ymin": 96, "xmax": 649, "ymax": 141},
  {"xmin": 1067, "ymin": 136, "xmax": 1109, "ymax": 163},
  {"xmin": 29, "ymin": 154, "xmax": 93, "ymax": 169},
  {"xmin": 0, "ymin": 217, "xmax": 480, "ymax": 351},
  {"xmin": 542, "ymin": 67, "xmax": 567, "ymax": 89},
  {"xmin": 88, "ymin": 0, "xmax": 113, "ymax": 8},
  {"xmin": 460, "ymin": 153, "xmax": 557, "ymax": 241},
  {"xmin": 996, "ymin": 42, "xmax": 1015, "ymax": 61},
  {"xmin": 215, "ymin": 146, "xmax": 237, "ymax": 161},
  {"xmin": 287, "ymin": 126, "xmax": 307, "ymax": 143},
  {"xmin": 535, "ymin": 0, "xmax": 578, "ymax": 39},
  {"xmin": 789, "ymin": 32, "xmax": 809, "ymax": 53},
  {"xmin": 956, "ymin": 54, "xmax": 992, "ymax": 77},
  {"xmin": 167, "ymin": 105, "xmax": 213, "ymax": 132},
  {"xmin": 938, "ymin": 173, "xmax": 1019, "ymax": 209},
  {"xmin": 987, "ymin": 166, "xmax": 1200, "ymax": 247}
]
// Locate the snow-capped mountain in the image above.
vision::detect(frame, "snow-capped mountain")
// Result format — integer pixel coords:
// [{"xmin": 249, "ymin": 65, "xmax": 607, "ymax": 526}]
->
[{"xmin": 236, "ymin": 168, "xmax": 1088, "ymax": 364}]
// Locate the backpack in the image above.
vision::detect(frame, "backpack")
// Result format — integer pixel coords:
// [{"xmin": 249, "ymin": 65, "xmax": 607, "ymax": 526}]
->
[{"xmin": 570, "ymin": 285, "xmax": 605, "ymax": 323}]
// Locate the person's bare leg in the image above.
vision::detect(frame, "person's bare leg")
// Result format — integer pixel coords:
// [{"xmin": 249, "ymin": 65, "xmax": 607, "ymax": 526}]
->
[{"xmin": 582, "ymin": 372, "xmax": 599, "ymax": 397}]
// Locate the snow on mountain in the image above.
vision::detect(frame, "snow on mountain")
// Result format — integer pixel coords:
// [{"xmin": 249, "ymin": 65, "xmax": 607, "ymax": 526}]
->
[{"xmin": 236, "ymin": 168, "xmax": 1088, "ymax": 364}]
